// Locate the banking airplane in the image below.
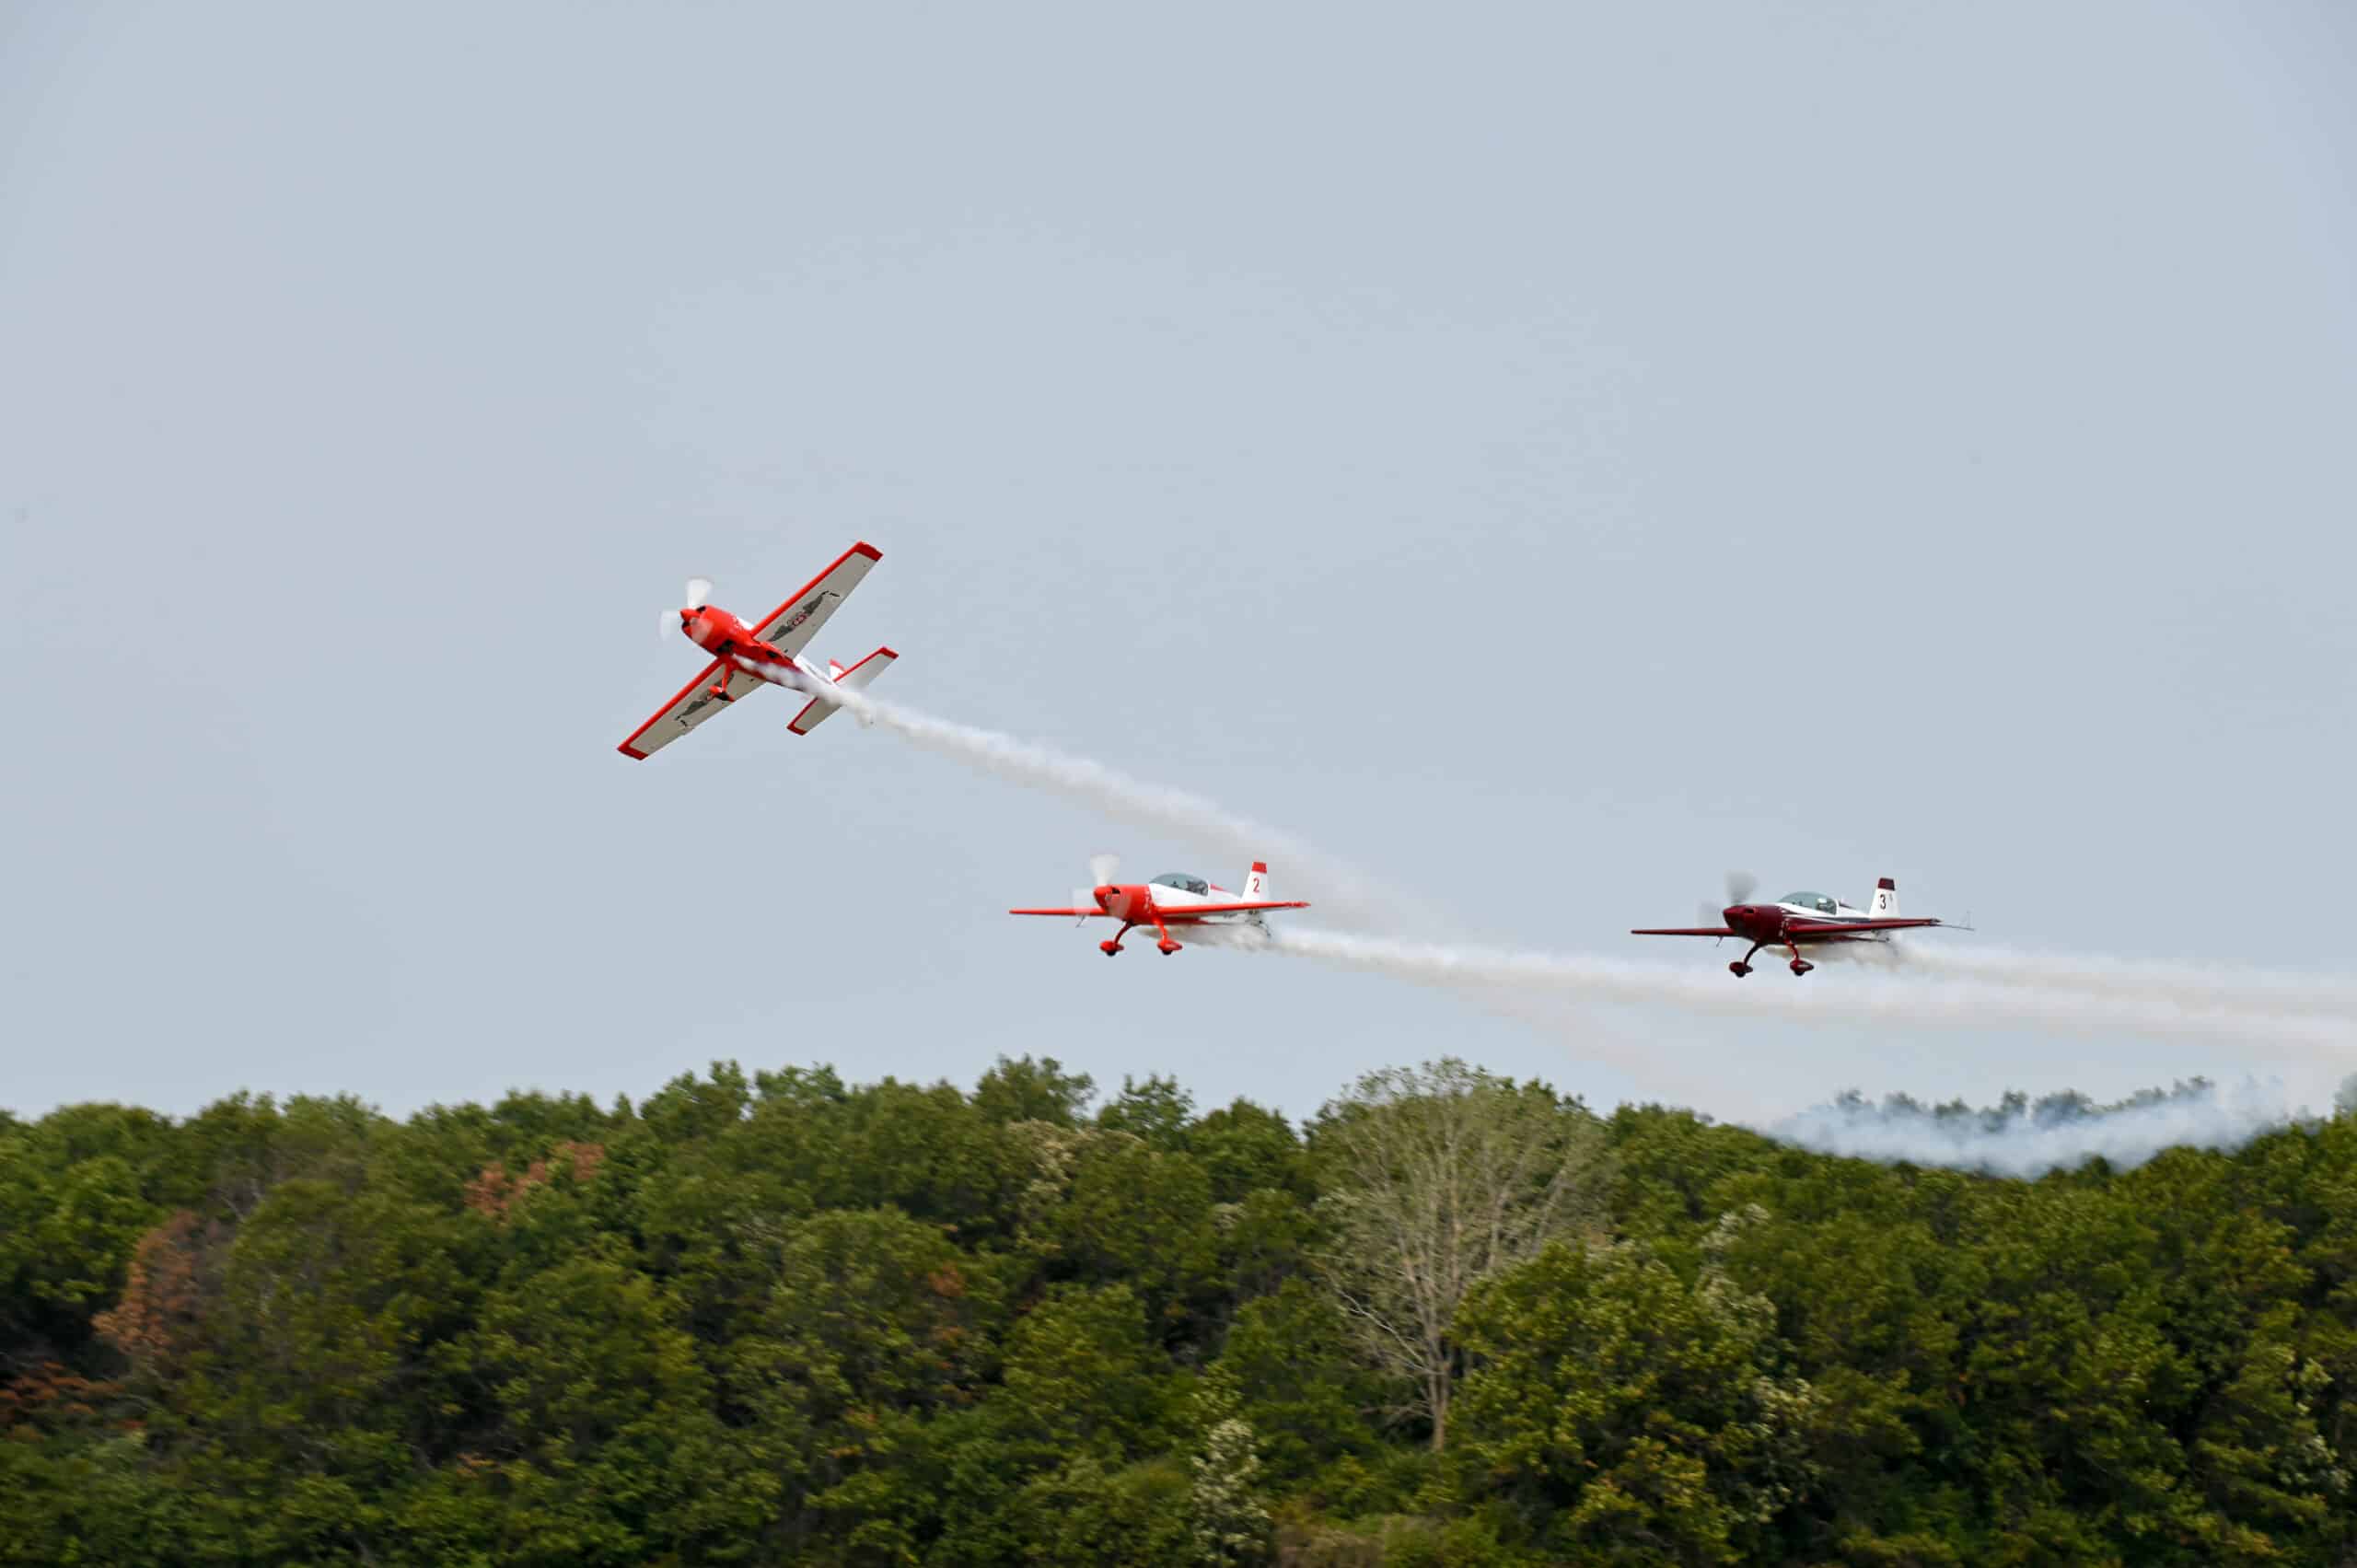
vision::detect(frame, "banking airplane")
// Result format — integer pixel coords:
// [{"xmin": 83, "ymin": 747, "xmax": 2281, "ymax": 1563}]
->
[
  {"xmin": 619, "ymin": 542, "xmax": 896, "ymax": 760},
  {"xmin": 1012, "ymin": 856, "xmax": 1308, "ymax": 957},
  {"xmin": 1632, "ymin": 873, "xmax": 1946, "ymax": 978}
]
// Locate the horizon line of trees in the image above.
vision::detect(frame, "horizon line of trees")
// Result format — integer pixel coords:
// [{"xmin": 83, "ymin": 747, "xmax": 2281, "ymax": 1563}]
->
[{"xmin": 5, "ymin": 1054, "xmax": 2353, "ymax": 1565}]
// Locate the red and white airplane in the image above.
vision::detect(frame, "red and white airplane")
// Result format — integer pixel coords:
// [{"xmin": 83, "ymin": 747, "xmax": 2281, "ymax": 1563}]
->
[
  {"xmin": 619, "ymin": 542, "xmax": 896, "ymax": 760},
  {"xmin": 1011, "ymin": 855, "xmax": 1308, "ymax": 957},
  {"xmin": 1632, "ymin": 873, "xmax": 1947, "ymax": 978}
]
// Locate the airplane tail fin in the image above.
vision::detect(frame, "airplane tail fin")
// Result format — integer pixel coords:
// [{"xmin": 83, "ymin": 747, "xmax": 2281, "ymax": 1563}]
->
[
  {"xmin": 788, "ymin": 646, "xmax": 897, "ymax": 735},
  {"xmin": 1241, "ymin": 862, "xmax": 1275, "ymax": 927},
  {"xmin": 1868, "ymin": 877, "xmax": 1898, "ymax": 919}
]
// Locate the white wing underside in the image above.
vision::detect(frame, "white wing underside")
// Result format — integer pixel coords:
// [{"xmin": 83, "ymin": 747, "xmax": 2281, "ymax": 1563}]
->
[{"xmin": 618, "ymin": 542, "xmax": 878, "ymax": 759}]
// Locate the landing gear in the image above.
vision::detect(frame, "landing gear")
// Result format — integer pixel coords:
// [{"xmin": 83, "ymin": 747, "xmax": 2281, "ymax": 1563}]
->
[
  {"xmin": 1729, "ymin": 935, "xmax": 1813, "ymax": 978},
  {"xmin": 1101, "ymin": 921, "xmax": 1180, "ymax": 956},
  {"xmin": 706, "ymin": 682, "xmax": 733, "ymax": 703}
]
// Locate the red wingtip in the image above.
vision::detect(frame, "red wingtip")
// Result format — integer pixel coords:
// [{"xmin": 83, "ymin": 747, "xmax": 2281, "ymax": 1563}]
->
[
  {"xmin": 876, "ymin": 645, "xmax": 899, "ymax": 658},
  {"xmin": 852, "ymin": 540, "xmax": 881, "ymax": 561},
  {"xmin": 618, "ymin": 743, "xmax": 648, "ymax": 761}
]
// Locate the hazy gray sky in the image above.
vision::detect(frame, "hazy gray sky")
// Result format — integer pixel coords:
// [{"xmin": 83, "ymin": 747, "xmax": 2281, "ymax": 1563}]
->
[{"xmin": 5, "ymin": 1, "xmax": 2352, "ymax": 1125}]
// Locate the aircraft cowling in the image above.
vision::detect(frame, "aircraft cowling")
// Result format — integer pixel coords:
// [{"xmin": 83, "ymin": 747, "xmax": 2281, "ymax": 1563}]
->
[
  {"xmin": 1097, "ymin": 885, "xmax": 1149, "ymax": 922},
  {"xmin": 1723, "ymin": 905, "xmax": 1785, "ymax": 941}
]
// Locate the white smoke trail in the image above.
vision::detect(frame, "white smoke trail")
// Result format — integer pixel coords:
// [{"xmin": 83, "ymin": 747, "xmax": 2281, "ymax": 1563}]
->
[
  {"xmin": 753, "ymin": 661, "xmax": 2355, "ymax": 1067},
  {"xmin": 1202, "ymin": 924, "xmax": 2357, "ymax": 1061},
  {"xmin": 754, "ymin": 668, "xmax": 1411, "ymax": 930},
  {"xmin": 1759, "ymin": 1079, "xmax": 2303, "ymax": 1176},
  {"xmin": 1842, "ymin": 938, "xmax": 2357, "ymax": 1022}
]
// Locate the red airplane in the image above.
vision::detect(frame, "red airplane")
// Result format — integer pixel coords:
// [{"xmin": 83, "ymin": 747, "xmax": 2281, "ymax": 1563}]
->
[
  {"xmin": 1012, "ymin": 855, "xmax": 1308, "ymax": 957},
  {"xmin": 619, "ymin": 542, "xmax": 895, "ymax": 760},
  {"xmin": 1632, "ymin": 873, "xmax": 1947, "ymax": 978}
]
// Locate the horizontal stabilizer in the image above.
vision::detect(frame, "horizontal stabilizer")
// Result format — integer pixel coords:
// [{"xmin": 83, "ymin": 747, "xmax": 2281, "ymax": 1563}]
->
[{"xmin": 788, "ymin": 646, "xmax": 897, "ymax": 735}]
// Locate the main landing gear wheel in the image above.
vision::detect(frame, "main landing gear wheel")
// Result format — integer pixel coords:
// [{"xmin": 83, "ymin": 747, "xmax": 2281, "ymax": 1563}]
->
[
  {"xmin": 1157, "ymin": 941, "xmax": 1181, "ymax": 956},
  {"xmin": 1099, "ymin": 940, "xmax": 1122, "ymax": 957},
  {"xmin": 1728, "ymin": 961, "xmax": 1752, "ymax": 978},
  {"xmin": 1789, "ymin": 958, "xmax": 1815, "ymax": 976}
]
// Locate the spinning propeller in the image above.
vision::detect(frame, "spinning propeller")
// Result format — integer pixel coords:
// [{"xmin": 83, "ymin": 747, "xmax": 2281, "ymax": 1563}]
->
[
  {"xmin": 1701, "ymin": 870, "xmax": 1759, "ymax": 927},
  {"xmin": 660, "ymin": 576, "xmax": 715, "ymax": 641},
  {"xmin": 1072, "ymin": 853, "xmax": 1126, "ymax": 923}
]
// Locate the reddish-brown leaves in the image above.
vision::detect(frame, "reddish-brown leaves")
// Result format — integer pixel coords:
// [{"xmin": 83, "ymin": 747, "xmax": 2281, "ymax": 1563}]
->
[
  {"xmin": 0, "ymin": 1361, "xmax": 126, "ymax": 1434},
  {"xmin": 92, "ymin": 1210, "xmax": 215, "ymax": 1380},
  {"xmin": 463, "ymin": 1141, "xmax": 607, "ymax": 1220}
]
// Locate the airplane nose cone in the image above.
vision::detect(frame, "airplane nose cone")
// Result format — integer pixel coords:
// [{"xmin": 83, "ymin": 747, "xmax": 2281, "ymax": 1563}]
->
[{"xmin": 1724, "ymin": 905, "xmax": 1748, "ymax": 926}]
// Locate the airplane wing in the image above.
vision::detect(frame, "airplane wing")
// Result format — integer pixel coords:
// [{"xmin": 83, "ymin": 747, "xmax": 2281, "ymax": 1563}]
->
[
  {"xmin": 1008, "ymin": 900, "xmax": 1312, "ymax": 918},
  {"xmin": 749, "ymin": 541, "xmax": 881, "ymax": 660},
  {"xmin": 1633, "ymin": 918, "xmax": 1943, "ymax": 937},
  {"xmin": 618, "ymin": 660, "xmax": 772, "ymax": 760}
]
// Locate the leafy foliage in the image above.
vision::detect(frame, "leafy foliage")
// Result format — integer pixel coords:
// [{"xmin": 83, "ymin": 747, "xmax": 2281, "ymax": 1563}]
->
[{"xmin": 2, "ymin": 1062, "xmax": 2353, "ymax": 1565}]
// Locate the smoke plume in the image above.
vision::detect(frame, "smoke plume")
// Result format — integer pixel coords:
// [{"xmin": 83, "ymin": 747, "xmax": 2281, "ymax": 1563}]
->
[
  {"xmin": 1202, "ymin": 925, "xmax": 2357, "ymax": 1062},
  {"xmin": 1759, "ymin": 1078, "xmax": 2304, "ymax": 1176},
  {"xmin": 1842, "ymin": 939, "xmax": 2357, "ymax": 1024},
  {"xmin": 761, "ymin": 667, "xmax": 2356, "ymax": 1161},
  {"xmin": 759, "ymin": 671, "xmax": 1411, "ymax": 930}
]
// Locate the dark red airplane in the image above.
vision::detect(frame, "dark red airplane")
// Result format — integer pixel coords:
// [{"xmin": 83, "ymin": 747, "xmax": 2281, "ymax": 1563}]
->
[{"xmin": 1633, "ymin": 874, "xmax": 1946, "ymax": 977}]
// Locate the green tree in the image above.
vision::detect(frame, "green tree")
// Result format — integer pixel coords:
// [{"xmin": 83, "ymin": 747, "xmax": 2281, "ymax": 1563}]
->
[
  {"xmin": 973, "ymin": 1056, "xmax": 1096, "ymax": 1128},
  {"xmin": 1049, "ymin": 1133, "xmax": 1220, "ymax": 1331},
  {"xmin": 1213, "ymin": 1280, "xmax": 1388, "ymax": 1489},
  {"xmin": 443, "ymin": 1254, "xmax": 772, "ymax": 1564},
  {"xmin": 1452, "ymin": 1223, "xmax": 1818, "ymax": 1565},
  {"xmin": 1187, "ymin": 1376, "xmax": 1276, "ymax": 1566},
  {"xmin": 1191, "ymin": 1098, "xmax": 1312, "ymax": 1205},
  {"xmin": 1097, "ymin": 1075, "xmax": 1196, "ymax": 1150},
  {"xmin": 732, "ymin": 1207, "xmax": 1002, "ymax": 1541}
]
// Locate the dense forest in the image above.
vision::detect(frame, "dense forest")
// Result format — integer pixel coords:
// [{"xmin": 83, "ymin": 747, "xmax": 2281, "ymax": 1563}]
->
[{"xmin": 4, "ymin": 1055, "xmax": 2353, "ymax": 1566}]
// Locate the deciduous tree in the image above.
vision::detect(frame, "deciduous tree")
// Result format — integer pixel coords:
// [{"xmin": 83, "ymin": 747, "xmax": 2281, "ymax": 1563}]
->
[{"xmin": 1309, "ymin": 1059, "xmax": 1613, "ymax": 1449}]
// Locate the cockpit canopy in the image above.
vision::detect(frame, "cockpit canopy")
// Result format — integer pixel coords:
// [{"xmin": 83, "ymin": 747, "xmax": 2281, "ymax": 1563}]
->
[
  {"xmin": 1777, "ymin": 891, "xmax": 1840, "ymax": 915},
  {"xmin": 1150, "ymin": 873, "xmax": 1211, "ymax": 896}
]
